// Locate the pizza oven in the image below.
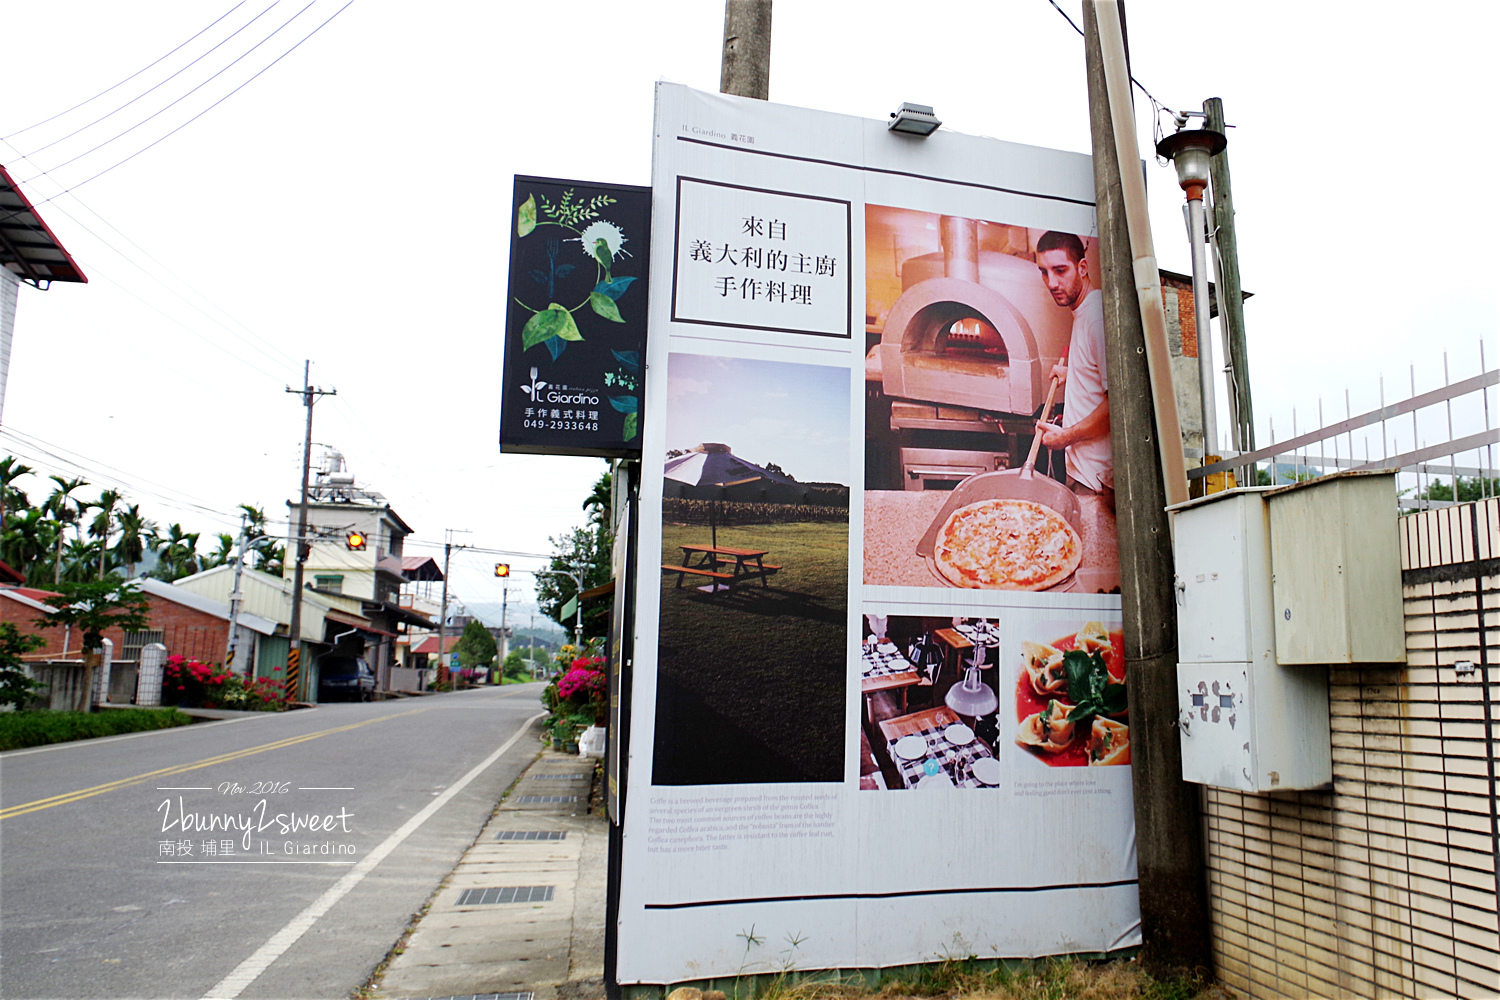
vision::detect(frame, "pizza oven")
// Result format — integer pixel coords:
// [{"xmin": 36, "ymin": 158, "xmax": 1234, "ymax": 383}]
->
[{"xmin": 878, "ymin": 216, "xmax": 1074, "ymax": 417}]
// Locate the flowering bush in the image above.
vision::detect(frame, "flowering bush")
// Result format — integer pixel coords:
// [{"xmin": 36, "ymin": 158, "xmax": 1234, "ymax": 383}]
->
[
  {"xmin": 556, "ymin": 662, "xmax": 606, "ymax": 701},
  {"xmin": 162, "ymin": 655, "xmax": 291, "ymax": 711}
]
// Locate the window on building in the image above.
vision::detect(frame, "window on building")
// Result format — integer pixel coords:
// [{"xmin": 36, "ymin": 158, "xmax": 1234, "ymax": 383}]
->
[
  {"xmin": 122, "ymin": 630, "xmax": 164, "ymax": 662},
  {"xmin": 314, "ymin": 575, "xmax": 344, "ymax": 595}
]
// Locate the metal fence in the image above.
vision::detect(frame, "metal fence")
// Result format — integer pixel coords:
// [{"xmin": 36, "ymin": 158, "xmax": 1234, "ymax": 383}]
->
[{"xmin": 1191, "ymin": 365, "xmax": 1498, "ymax": 510}]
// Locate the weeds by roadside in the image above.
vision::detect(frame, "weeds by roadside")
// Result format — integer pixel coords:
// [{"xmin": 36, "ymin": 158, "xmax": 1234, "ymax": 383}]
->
[{"xmin": 0, "ymin": 707, "xmax": 192, "ymax": 750}]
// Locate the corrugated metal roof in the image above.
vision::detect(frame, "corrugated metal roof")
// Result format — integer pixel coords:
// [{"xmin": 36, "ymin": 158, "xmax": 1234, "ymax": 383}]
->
[
  {"xmin": 0, "ymin": 164, "xmax": 86, "ymax": 286},
  {"xmin": 400, "ymin": 555, "xmax": 444, "ymax": 581}
]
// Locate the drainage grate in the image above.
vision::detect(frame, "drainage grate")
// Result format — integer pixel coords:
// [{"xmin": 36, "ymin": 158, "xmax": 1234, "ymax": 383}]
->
[
  {"xmin": 457, "ymin": 885, "xmax": 554, "ymax": 905},
  {"xmin": 495, "ymin": 830, "xmax": 567, "ymax": 841},
  {"xmin": 530, "ymin": 774, "xmax": 587, "ymax": 780},
  {"xmin": 515, "ymin": 795, "xmax": 577, "ymax": 803}
]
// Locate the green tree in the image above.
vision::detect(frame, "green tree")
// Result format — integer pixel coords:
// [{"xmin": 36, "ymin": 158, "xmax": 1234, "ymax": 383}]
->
[
  {"xmin": 43, "ymin": 475, "xmax": 89, "ymax": 585},
  {"xmin": 239, "ymin": 504, "xmax": 285, "ymax": 575},
  {"xmin": 3, "ymin": 508, "xmax": 60, "ymax": 586},
  {"xmin": 535, "ymin": 502, "xmax": 612, "ymax": 643},
  {"xmin": 0, "ymin": 457, "xmax": 35, "ymax": 536},
  {"xmin": 200, "ymin": 533, "xmax": 236, "ymax": 570},
  {"xmin": 35, "ymin": 579, "xmax": 151, "ymax": 710},
  {"xmin": 89, "ymin": 489, "xmax": 121, "ymax": 579},
  {"xmin": 113, "ymin": 504, "xmax": 156, "ymax": 578},
  {"xmin": 1418, "ymin": 476, "xmax": 1500, "ymax": 503},
  {"xmin": 501, "ymin": 649, "xmax": 531, "ymax": 683},
  {"xmin": 152, "ymin": 523, "xmax": 201, "ymax": 581},
  {"xmin": 0, "ymin": 622, "xmax": 45, "ymax": 709},
  {"xmin": 454, "ymin": 619, "xmax": 498, "ymax": 670}
]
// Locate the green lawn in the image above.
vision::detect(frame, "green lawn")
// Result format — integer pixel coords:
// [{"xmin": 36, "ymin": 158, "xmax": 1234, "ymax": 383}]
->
[{"xmin": 654, "ymin": 519, "xmax": 848, "ymax": 785}]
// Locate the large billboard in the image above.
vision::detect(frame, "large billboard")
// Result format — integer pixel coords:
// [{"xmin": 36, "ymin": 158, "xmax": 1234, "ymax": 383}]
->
[{"xmin": 617, "ymin": 84, "xmax": 1136, "ymax": 984}]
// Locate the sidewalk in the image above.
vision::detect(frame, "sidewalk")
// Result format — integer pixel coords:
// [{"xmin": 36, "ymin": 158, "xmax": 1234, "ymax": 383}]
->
[{"xmin": 370, "ymin": 743, "xmax": 607, "ymax": 1000}]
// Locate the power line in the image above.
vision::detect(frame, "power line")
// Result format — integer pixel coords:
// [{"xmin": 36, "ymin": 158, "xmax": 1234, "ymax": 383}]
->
[
  {"xmin": 9, "ymin": 0, "xmax": 355, "ymax": 212},
  {"xmin": 20, "ymin": 0, "xmax": 317, "ymax": 181},
  {"xmin": 1042, "ymin": 0, "xmax": 1172, "ymax": 115},
  {"xmin": 19, "ymin": 1, "xmax": 284, "ymax": 162},
  {"xmin": 1, "ymin": 2, "xmax": 250, "ymax": 141}
]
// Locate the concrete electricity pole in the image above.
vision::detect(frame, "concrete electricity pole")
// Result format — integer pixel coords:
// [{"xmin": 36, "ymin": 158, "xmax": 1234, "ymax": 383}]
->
[
  {"xmin": 1204, "ymin": 97, "xmax": 1254, "ymax": 456},
  {"xmin": 1083, "ymin": 0, "xmax": 1211, "ymax": 975},
  {"xmin": 284, "ymin": 360, "xmax": 334, "ymax": 702},
  {"xmin": 720, "ymin": 0, "xmax": 771, "ymax": 100}
]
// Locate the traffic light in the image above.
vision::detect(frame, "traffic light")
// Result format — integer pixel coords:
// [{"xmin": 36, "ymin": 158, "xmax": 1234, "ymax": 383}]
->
[
  {"xmin": 345, "ymin": 531, "xmax": 367, "ymax": 550},
  {"xmin": 494, "ymin": 563, "xmax": 511, "ymax": 578}
]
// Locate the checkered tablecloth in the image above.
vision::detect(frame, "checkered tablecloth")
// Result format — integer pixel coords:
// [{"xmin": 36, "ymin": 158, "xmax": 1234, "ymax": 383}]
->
[
  {"xmin": 953, "ymin": 620, "xmax": 1002, "ymax": 648},
  {"xmin": 861, "ymin": 644, "xmax": 916, "ymax": 679},
  {"xmin": 886, "ymin": 721, "xmax": 998, "ymax": 789}
]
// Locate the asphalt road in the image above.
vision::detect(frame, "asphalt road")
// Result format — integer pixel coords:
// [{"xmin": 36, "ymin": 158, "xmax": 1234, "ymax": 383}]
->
[{"xmin": 0, "ymin": 684, "xmax": 548, "ymax": 1000}]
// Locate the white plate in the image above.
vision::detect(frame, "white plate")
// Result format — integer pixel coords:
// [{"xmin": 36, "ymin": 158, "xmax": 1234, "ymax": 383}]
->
[
  {"xmin": 876, "ymin": 641, "xmax": 898, "ymax": 655},
  {"xmin": 917, "ymin": 772, "xmax": 954, "ymax": 790},
  {"xmin": 893, "ymin": 735, "xmax": 928, "ymax": 761},
  {"xmin": 970, "ymin": 757, "xmax": 1002, "ymax": 785},
  {"xmin": 943, "ymin": 723, "xmax": 974, "ymax": 746}
]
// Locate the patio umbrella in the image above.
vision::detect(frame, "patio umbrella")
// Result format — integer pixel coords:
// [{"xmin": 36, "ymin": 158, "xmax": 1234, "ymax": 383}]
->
[{"xmin": 663, "ymin": 443, "xmax": 806, "ymax": 546}]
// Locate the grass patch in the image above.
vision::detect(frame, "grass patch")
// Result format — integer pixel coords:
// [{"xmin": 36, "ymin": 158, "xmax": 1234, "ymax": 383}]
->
[
  {"xmin": 655, "ymin": 520, "xmax": 848, "ymax": 784},
  {"xmin": 872, "ymin": 957, "xmax": 1210, "ymax": 1000},
  {"xmin": 0, "ymin": 708, "xmax": 194, "ymax": 751}
]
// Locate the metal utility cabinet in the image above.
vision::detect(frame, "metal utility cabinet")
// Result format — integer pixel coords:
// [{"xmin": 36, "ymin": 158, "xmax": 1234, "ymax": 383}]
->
[
  {"xmin": 1266, "ymin": 471, "xmax": 1406, "ymax": 664},
  {"xmin": 1167, "ymin": 472, "xmax": 1405, "ymax": 793},
  {"xmin": 1169, "ymin": 488, "xmax": 1331, "ymax": 792}
]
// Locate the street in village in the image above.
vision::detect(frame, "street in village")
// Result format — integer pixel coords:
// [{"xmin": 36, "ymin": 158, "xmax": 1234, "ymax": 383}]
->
[{"xmin": 0, "ymin": 684, "xmax": 546, "ymax": 1000}]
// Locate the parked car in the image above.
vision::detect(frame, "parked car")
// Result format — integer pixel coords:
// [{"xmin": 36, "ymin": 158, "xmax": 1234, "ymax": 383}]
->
[{"xmin": 318, "ymin": 655, "xmax": 375, "ymax": 702}]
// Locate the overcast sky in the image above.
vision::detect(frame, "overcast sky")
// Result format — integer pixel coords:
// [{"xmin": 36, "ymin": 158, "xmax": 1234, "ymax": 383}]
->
[{"xmin": 2, "ymin": 1, "xmax": 1494, "ymax": 622}]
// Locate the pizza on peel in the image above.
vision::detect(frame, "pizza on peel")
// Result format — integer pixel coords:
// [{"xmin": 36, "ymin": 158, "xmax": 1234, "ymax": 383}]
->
[{"xmin": 932, "ymin": 498, "xmax": 1081, "ymax": 590}]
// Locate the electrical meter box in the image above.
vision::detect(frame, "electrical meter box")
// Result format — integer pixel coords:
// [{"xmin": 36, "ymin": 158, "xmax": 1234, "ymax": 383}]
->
[
  {"xmin": 1266, "ymin": 471, "xmax": 1406, "ymax": 665},
  {"xmin": 1168, "ymin": 488, "xmax": 1332, "ymax": 792}
]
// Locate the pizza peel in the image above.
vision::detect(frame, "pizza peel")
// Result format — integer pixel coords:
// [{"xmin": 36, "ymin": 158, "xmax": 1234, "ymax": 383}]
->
[{"xmin": 916, "ymin": 375, "xmax": 1082, "ymax": 589}]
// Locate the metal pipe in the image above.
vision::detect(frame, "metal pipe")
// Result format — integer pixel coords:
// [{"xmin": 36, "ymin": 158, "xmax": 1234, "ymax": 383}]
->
[
  {"xmin": 1095, "ymin": 1, "xmax": 1190, "ymax": 508},
  {"xmin": 1187, "ymin": 193, "xmax": 1217, "ymax": 460},
  {"xmin": 939, "ymin": 216, "xmax": 980, "ymax": 283}
]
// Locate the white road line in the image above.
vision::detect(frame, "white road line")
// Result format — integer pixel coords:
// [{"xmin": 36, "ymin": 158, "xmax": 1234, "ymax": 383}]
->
[{"xmin": 199, "ymin": 710, "xmax": 546, "ymax": 1000}]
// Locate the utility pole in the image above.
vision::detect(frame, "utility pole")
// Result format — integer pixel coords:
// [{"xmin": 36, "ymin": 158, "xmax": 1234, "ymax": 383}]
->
[
  {"xmin": 1083, "ymin": 0, "xmax": 1211, "ymax": 976},
  {"xmin": 224, "ymin": 512, "xmax": 250, "ymax": 674},
  {"xmin": 1204, "ymin": 97, "xmax": 1254, "ymax": 456},
  {"xmin": 285, "ymin": 360, "xmax": 335, "ymax": 702},
  {"xmin": 720, "ymin": 0, "xmax": 771, "ymax": 100},
  {"xmin": 435, "ymin": 529, "xmax": 469, "ymax": 686}
]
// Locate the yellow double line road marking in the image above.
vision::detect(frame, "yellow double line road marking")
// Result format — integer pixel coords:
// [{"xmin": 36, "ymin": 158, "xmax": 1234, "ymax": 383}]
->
[{"xmin": 0, "ymin": 705, "xmax": 434, "ymax": 822}]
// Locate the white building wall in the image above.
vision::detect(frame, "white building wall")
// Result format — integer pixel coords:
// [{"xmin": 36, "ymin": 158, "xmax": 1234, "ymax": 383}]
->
[{"xmin": 1, "ymin": 268, "xmax": 19, "ymax": 426}]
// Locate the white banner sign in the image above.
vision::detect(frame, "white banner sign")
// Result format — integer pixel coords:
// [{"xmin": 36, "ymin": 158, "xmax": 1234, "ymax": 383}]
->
[{"xmin": 618, "ymin": 83, "xmax": 1138, "ymax": 985}]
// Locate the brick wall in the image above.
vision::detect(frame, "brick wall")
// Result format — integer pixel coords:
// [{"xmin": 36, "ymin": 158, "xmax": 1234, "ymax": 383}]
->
[
  {"xmin": 1, "ymin": 590, "xmax": 230, "ymax": 664},
  {"xmin": 1203, "ymin": 498, "xmax": 1500, "ymax": 998}
]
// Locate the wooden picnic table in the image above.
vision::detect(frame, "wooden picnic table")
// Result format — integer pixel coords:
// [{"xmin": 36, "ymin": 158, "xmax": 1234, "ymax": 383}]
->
[{"xmin": 663, "ymin": 544, "xmax": 781, "ymax": 593}]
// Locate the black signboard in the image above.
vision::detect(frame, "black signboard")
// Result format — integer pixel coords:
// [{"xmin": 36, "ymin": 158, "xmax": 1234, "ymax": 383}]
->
[{"xmin": 500, "ymin": 175, "xmax": 652, "ymax": 457}]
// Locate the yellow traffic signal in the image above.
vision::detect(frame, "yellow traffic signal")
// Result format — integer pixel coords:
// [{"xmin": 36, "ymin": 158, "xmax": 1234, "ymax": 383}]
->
[
  {"xmin": 345, "ymin": 531, "xmax": 367, "ymax": 550},
  {"xmin": 494, "ymin": 563, "xmax": 511, "ymax": 578}
]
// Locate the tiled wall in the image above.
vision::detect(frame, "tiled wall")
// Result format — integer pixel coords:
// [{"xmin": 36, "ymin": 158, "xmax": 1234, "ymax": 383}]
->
[{"xmin": 1204, "ymin": 498, "xmax": 1499, "ymax": 999}]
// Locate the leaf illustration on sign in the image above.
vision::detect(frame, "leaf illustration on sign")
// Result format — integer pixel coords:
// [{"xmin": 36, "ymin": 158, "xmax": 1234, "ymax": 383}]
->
[
  {"xmin": 608, "ymin": 395, "xmax": 638, "ymax": 413},
  {"xmin": 522, "ymin": 304, "xmax": 582, "ymax": 350},
  {"xmin": 595, "ymin": 276, "xmax": 637, "ymax": 301},
  {"xmin": 517, "ymin": 194, "xmax": 536, "ymax": 237},
  {"xmin": 610, "ymin": 349, "xmax": 641, "ymax": 371},
  {"xmin": 513, "ymin": 188, "xmax": 633, "ymax": 352},
  {"xmin": 623, "ymin": 412, "xmax": 638, "ymax": 441},
  {"xmin": 589, "ymin": 291, "xmax": 625, "ymax": 323}
]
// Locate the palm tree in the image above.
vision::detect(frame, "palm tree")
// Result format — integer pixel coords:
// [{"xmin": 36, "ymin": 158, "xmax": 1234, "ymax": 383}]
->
[
  {"xmin": 0, "ymin": 457, "xmax": 35, "ymax": 535},
  {"xmin": 61, "ymin": 538, "xmax": 102, "ymax": 584},
  {"xmin": 43, "ymin": 475, "xmax": 89, "ymax": 585},
  {"xmin": 154, "ymin": 523, "xmax": 201, "ymax": 581},
  {"xmin": 200, "ymin": 533, "xmax": 236, "ymax": 570},
  {"xmin": 3, "ymin": 509, "xmax": 59, "ymax": 586},
  {"xmin": 113, "ymin": 505, "xmax": 155, "ymax": 579},
  {"xmin": 90, "ymin": 489, "xmax": 121, "ymax": 580}
]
